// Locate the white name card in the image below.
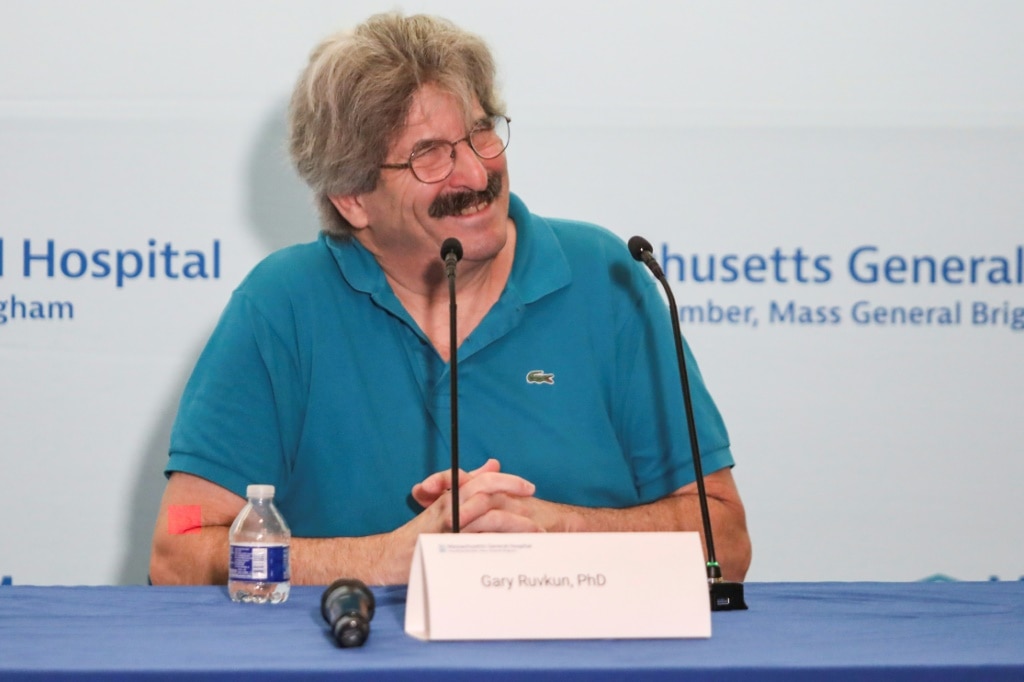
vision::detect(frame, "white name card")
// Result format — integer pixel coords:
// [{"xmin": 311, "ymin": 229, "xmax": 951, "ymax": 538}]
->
[{"xmin": 404, "ymin": 532, "xmax": 710, "ymax": 641}]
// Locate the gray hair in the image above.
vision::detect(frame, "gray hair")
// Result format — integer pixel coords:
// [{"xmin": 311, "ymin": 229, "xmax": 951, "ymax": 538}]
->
[{"xmin": 287, "ymin": 12, "xmax": 506, "ymax": 238}]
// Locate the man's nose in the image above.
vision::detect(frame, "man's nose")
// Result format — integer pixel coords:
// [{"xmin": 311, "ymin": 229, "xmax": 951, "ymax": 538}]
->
[{"xmin": 447, "ymin": 139, "xmax": 489, "ymax": 189}]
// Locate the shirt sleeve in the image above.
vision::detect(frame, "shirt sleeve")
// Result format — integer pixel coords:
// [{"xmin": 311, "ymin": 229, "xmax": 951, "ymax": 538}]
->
[
  {"xmin": 166, "ymin": 289, "xmax": 306, "ymax": 498},
  {"xmin": 616, "ymin": 266, "xmax": 734, "ymax": 502}
]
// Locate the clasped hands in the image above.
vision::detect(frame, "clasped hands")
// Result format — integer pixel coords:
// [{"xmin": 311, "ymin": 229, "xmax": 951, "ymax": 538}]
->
[{"xmin": 409, "ymin": 458, "xmax": 573, "ymax": 533}]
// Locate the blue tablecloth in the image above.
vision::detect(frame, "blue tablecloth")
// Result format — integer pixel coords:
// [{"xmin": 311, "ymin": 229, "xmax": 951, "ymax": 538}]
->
[{"xmin": 2, "ymin": 582, "xmax": 1022, "ymax": 680}]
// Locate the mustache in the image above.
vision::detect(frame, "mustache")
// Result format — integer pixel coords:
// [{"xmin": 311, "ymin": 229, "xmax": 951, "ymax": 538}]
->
[{"xmin": 428, "ymin": 172, "xmax": 503, "ymax": 219}]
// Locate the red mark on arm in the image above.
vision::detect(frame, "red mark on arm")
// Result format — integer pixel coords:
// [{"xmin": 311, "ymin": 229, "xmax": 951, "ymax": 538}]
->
[{"xmin": 168, "ymin": 505, "xmax": 202, "ymax": 535}]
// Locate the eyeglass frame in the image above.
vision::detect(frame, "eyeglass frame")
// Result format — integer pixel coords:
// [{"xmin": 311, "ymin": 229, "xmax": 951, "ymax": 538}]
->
[{"xmin": 379, "ymin": 115, "xmax": 511, "ymax": 184}]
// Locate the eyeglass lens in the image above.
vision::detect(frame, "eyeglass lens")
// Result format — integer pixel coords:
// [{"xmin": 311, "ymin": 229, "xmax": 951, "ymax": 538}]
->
[{"xmin": 410, "ymin": 116, "xmax": 510, "ymax": 183}]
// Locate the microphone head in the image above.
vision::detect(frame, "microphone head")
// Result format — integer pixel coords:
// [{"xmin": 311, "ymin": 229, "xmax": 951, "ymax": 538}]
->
[
  {"xmin": 440, "ymin": 237, "xmax": 463, "ymax": 262},
  {"xmin": 628, "ymin": 235, "xmax": 654, "ymax": 262},
  {"xmin": 321, "ymin": 578, "xmax": 376, "ymax": 648}
]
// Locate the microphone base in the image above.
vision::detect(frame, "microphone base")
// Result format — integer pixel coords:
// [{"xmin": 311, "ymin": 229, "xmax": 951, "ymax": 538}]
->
[{"xmin": 710, "ymin": 581, "xmax": 748, "ymax": 611}]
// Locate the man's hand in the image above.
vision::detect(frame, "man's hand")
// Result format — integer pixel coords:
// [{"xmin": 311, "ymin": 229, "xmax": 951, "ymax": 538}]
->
[
  {"xmin": 410, "ymin": 457, "xmax": 507, "ymax": 507},
  {"xmin": 408, "ymin": 458, "xmax": 554, "ymax": 533}
]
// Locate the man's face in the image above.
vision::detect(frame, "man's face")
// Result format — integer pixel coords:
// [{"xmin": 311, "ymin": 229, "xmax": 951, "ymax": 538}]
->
[{"xmin": 337, "ymin": 84, "xmax": 511, "ymax": 272}]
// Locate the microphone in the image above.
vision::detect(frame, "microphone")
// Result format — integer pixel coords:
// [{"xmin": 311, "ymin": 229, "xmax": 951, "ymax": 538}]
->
[
  {"xmin": 321, "ymin": 578, "xmax": 376, "ymax": 647},
  {"xmin": 628, "ymin": 235, "xmax": 747, "ymax": 612},
  {"xmin": 442, "ymin": 237, "xmax": 463, "ymax": 279},
  {"xmin": 440, "ymin": 238, "xmax": 463, "ymax": 533}
]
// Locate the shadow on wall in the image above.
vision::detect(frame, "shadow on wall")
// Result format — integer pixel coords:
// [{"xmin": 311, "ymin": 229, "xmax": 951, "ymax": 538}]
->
[
  {"xmin": 115, "ymin": 101, "xmax": 321, "ymax": 584},
  {"xmin": 245, "ymin": 100, "xmax": 323, "ymax": 251}
]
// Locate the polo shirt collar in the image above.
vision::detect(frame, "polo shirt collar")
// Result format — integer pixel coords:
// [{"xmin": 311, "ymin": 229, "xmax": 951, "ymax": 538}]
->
[
  {"xmin": 506, "ymin": 192, "xmax": 572, "ymax": 304},
  {"xmin": 322, "ymin": 192, "xmax": 572, "ymax": 305}
]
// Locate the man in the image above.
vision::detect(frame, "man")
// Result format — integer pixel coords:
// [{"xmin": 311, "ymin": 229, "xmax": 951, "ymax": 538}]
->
[{"xmin": 149, "ymin": 12, "xmax": 751, "ymax": 586}]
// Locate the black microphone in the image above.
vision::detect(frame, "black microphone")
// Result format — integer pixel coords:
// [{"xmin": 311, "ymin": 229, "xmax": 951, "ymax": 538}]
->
[
  {"xmin": 440, "ymin": 238, "xmax": 463, "ymax": 533},
  {"xmin": 442, "ymin": 237, "xmax": 463, "ymax": 279},
  {"xmin": 321, "ymin": 578, "xmax": 376, "ymax": 647},
  {"xmin": 628, "ymin": 235, "xmax": 747, "ymax": 612}
]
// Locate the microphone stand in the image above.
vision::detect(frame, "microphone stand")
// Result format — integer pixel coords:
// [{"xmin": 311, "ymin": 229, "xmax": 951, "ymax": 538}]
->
[
  {"xmin": 441, "ymin": 238, "xmax": 463, "ymax": 532},
  {"xmin": 629, "ymin": 236, "xmax": 747, "ymax": 611}
]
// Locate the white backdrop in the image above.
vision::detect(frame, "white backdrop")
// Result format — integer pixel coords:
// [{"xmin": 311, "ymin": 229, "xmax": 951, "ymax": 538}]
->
[{"xmin": 1, "ymin": 1, "xmax": 1021, "ymax": 585}]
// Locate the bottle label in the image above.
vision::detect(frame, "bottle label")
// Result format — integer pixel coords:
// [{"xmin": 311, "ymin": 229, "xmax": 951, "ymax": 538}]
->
[{"xmin": 229, "ymin": 544, "xmax": 290, "ymax": 582}]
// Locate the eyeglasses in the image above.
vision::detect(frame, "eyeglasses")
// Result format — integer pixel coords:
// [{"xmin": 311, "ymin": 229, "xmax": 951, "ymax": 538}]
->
[{"xmin": 380, "ymin": 115, "xmax": 511, "ymax": 184}]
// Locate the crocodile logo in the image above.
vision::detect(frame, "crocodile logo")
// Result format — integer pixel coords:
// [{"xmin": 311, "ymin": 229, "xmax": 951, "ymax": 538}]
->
[{"xmin": 526, "ymin": 370, "xmax": 555, "ymax": 385}]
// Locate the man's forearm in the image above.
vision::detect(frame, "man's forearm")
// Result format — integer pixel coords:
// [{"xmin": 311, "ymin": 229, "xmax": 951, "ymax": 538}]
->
[
  {"xmin": 290, "ymin": 532, "xmax": 413, "ymax": 586},
  {"xmin": 150, "ymin": 525, "xmax": 232, "ymax": 585},
  {"xmin": 151, "ymin": 528, "xmax": 414, "ymax": 586},
  {"xmin": 554, "ymin": 491, "xmax": 751, "ymax": 582},
  {"xmin": 150, "ymin": 471, "xmax": 425, "ymax": 587}
]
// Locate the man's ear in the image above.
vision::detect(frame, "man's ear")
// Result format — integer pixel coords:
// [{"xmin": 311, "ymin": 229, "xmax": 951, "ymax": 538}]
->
[{"xmin": 328, "ymin": 194, "xmax": 370, "ymax": 230}]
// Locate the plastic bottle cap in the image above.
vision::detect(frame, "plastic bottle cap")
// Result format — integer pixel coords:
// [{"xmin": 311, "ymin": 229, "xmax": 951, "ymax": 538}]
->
[{"xmin": 246, "ymin": 484, "xmax": 275, "ymax": 499}]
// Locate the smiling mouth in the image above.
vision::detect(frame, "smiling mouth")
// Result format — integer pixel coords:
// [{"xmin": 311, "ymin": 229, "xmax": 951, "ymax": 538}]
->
[
  {"xmin": 458, "ymin": 200, "xmax": 489, "ymax": 216},
  {"xmin": 429, "ymin": 171, "xmax": 503, "ymax": 219}
]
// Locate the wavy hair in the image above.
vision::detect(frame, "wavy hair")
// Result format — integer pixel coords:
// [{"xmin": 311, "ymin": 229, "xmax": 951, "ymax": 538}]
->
[{"xmin": 288, "ymin": 12, "xmax": 506, "ymax": 238}]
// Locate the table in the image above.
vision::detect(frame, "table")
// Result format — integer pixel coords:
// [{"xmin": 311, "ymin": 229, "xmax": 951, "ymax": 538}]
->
[{"xmin": 2, "ymin": 582, "xmax": 1022, "ymax": 680}]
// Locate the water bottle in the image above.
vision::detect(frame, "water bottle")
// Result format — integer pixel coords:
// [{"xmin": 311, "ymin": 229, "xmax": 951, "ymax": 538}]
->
[{"xmin": 228, "ymin": 484, "xmax": 291, "ymax": 603}]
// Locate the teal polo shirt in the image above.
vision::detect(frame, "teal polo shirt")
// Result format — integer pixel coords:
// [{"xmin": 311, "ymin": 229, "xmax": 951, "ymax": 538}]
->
[{"xmin": 167, "ymin": 193, "xmax": 733, "ymax": 538}]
